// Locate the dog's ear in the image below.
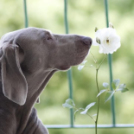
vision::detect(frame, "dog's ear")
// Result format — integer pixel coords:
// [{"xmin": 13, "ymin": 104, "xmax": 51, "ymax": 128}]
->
[{"xmin": 1, "ymin": 42, "xmax": 28, "ymax": 106}]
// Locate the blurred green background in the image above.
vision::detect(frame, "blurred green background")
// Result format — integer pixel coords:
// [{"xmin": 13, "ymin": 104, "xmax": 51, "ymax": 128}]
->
[{"xmin": 0, "ymin": 0, "xmax": 134, "ymax": 134}]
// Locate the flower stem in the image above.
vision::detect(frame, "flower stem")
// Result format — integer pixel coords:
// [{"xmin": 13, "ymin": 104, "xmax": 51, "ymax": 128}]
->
[
  {"xmin": 90, "ymin": 52, "xmax": 106, "ymax": 134},
  {"xmin": 74, "ymin": 107, "xmax": 96, "ymax": 122},
  {"xmin": 87, "ymin": 113, "xmax": 96, "ymax": 122},
  {"xmin": 98, "ymin": 54, "xmax": 107, "ymax": 69},
  {"xmin": 90, "ymin": 52, "xmax": 97, "ymax": 64},
  {"xmin": 95, "ymin": 68, "xmax": 100, "ymax": 134}
]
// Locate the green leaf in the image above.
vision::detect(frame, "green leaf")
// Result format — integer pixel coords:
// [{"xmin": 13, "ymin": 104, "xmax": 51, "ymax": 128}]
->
[
  {"xmin": 112, "ymin": 82, "xmax": 116, "ymax": 90},
  {"xmin": 97, "ymin": 89, "xmax": 107, "ymax": 97},
  {"xmin": 103, "ymin": 82, "xmax": 109, "ymax": 88},
  {"xmin": 74, "ymin": 109, "xmax": 80, "ymax": 115},
  {"xmin": 78, "ymin": 60, "xmax": 87, "ymax": 70},
  {"xmin": 74, "ymin": 108, "xmax": 84, "ymax": 115},
  {"xmin": 95, "ymin": 27, "xmax": 98, "ymax": 32},
  {"xmin": 121, "ymin": 88, "xmax": 129, "ymax": 93},
  {"xmin": 116, "ymin": 84, "xmax": 129, "ymax": 93},
  {"xmin": 80, "ymin": 102, "xmax": 96, "ymax": 114},
  {"xmin": 92, "ymin": 114, "xmax": 97, "ymax": 117},
  {"xmin": 113, "ymin": 79, "xmax": 120, "ymax": 86},
  {"xmin": 78, "ymin": 65, "xmax": 84, "ymax": 70},
  {"xmin": 96, "ymin": 37, "xmax": 101, "ymax": 44},
  {"xmin": 112, "ymin": 79, "xmax": 120, "ymax": 89},
  {"xmin": 85, "ymin": 102, "xmax": 96, "ymax": 109},
  {"xmin": 119, "ymin": 84, "xmax": 126, "ymax": 89},
  {"xmin": 105, "ymin": 91, "xmax": 115, "ymax": 102},
  {"xmin": 62, "ymin": 98, "xmax": 75, "ymax": 108},
  {"xmin": 116, "ymin": 88, "xmax": 122, "ymax": 92},
  {"xmin": 74, "ymin": 108, "xmax": 84, "ymax": 120},
  {"xmin": 82, "ymin": 60, "xmax": 87, "ymax": 64}
]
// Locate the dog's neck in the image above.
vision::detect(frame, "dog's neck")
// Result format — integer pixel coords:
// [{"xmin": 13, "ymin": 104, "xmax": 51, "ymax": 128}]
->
[
  {"xmin": 16, "ymin": 69, "xmax": 57, "ymax": 134},
  {"xmin": 25, "ymin": 70, "xmax": 56, "ymax": 105}
]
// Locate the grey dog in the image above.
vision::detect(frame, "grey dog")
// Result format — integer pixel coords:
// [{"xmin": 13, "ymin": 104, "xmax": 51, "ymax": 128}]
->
[{"xmin": 0, "ymin": 27, "xmax": 92, "ymax": 134}]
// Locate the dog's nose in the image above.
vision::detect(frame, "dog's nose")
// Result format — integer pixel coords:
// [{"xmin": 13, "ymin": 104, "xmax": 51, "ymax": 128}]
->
[{"xmin": 82, "ymin": 37, "xmax": 92, "ymax": 46}]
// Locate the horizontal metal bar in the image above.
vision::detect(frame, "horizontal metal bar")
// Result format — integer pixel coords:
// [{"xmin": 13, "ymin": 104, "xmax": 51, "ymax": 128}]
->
[{"xmin": 45, "ymin": 124, "xmax": 134, "ymax": 129}]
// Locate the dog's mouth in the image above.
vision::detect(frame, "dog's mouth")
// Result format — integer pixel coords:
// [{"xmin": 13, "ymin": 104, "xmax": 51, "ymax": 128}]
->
[{"xmin": 72, "ymin": 36, "xmax": 92, "ymax": 66}]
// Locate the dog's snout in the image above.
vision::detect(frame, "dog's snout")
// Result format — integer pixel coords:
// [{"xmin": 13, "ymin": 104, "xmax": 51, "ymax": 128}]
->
[{"xmin": 82, "ymin": 37, "xmax": 92, "ymax": 46}]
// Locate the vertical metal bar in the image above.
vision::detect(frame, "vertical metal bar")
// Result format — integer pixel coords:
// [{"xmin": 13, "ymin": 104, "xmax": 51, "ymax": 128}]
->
[
  {"xmin": 64, "ymin": 0, "xmax": 74, "ymax": 127},
  {"xmin": 23, "ymin": 0, "xmax": 28, "ymax": 28},
  {"xmin": 104, "ymin": 0, "xmax": 116, "ymax": 126}
]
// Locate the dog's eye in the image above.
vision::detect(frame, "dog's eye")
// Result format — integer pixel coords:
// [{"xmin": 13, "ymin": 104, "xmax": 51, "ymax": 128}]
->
[
  {"xmin": 46, "ymin": 32, "xmax": 52, "ymax": 41},
  {"xmin": 47, "ymin": 36, "xmax": 52, "ymax": 40}
]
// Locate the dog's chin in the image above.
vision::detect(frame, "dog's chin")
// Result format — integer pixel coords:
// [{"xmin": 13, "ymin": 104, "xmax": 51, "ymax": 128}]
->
[
  {"xmin": 74, "ymin": 58, "xmax": 86, "ymax": 66},
  {"xmin": 56, "ymin": 57, "xmax": 86, "ymax": 71},
  {"xmin": 72, "ymin": 51, "xmax": 89, "ymax": 66},
  {"xmin": 55, "ymin": 51, "xmax": 89, "ymax": 71},
  {"xmin": 56, "ymin": 65, "xmax": 71, "ymax": 71}
]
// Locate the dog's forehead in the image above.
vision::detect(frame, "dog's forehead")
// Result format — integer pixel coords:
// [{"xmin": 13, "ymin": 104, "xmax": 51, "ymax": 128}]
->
[
  {"xmin": 24, "ymin": 28, "xmax": 52, "ymax": 35},
  {"xmin": 20, "ymin": 28, "xmax": 53, "ymax": 41},
  {"xmin": 0, "ymin": 28, "xmax": 52, "ymax": 43}
]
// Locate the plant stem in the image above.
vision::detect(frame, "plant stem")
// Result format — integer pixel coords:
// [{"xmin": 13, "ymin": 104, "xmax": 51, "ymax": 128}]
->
[
  {"xmin": 87, "ymin": 113, "xmax": 96, "ymax": 122},
  {"xmin": 98, "ymin": 54, "xmax": 107, "ymax": 69},
  {"xmin": 74, "ymin": 107, "xmax": 96, "ymax": 122},
  {"xmin": 95, "ymin": 68, "xmax": 100, "ymax": 134},
  {"xmin": 90, "ymin": 52, "xmax": 97, "ymax": 64},
  {"xmin": 90, "ymin": 52, "xmax": 106, "ymax": 134}
]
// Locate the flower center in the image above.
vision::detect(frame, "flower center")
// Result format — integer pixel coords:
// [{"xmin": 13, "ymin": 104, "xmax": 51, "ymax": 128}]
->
[{"xmin": 106, "ymin": 38, "xmax": 110, "ymax": 45}]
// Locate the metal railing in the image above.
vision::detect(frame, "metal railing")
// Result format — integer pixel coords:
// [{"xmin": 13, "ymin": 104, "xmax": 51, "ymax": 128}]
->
[{"xmin": 23, "ymin": 0, "xmax": 134, "ymax": 129}]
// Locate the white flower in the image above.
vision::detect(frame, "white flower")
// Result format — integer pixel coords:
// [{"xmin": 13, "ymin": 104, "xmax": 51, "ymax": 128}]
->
[{"xmin": 93, "ymin": 27, "xmax": 121, "ymax": 54}]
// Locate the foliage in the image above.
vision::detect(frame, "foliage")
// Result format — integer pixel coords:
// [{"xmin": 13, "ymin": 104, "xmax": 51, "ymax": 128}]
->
[{"xmin": 0, "ymin": 0, "xmax": 134, "ymax": 134}]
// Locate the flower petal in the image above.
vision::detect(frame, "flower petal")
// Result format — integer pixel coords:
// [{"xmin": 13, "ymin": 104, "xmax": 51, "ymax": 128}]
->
[
  {"xmin": 93, "ymin": 38, "xmax": 99, "ymax": 46},
  {"xmin": 93, "ymin": 27, "xmax": 121, "ymax": 54}
]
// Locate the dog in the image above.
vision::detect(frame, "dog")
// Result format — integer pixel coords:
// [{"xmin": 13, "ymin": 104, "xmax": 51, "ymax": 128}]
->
[{"xmin": 0, "ymin": 27, "xmax": 92, "ymax": 134}]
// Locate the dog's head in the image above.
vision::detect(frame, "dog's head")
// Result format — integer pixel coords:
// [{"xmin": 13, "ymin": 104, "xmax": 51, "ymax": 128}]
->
[
  {"xmin": 0, "ymin": 27, "xmax": 92, "ymax": 105},
  {"xmin": 14, "ymin": 27, "xmax": 92, "ymax": 71}
]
